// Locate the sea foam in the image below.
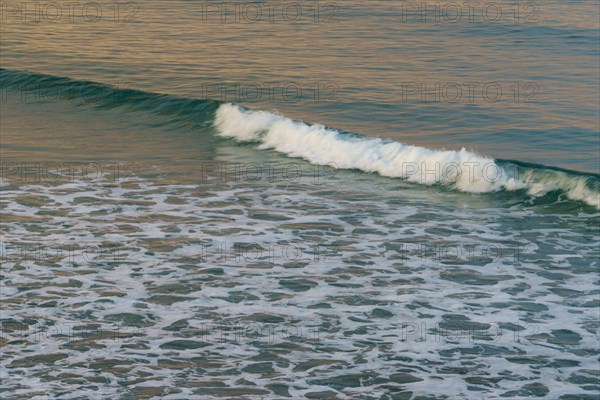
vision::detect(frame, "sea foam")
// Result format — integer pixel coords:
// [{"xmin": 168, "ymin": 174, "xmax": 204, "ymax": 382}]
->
[{"xmin": 215, "ymin": 103, "xmax": 600, "ymax": 209}]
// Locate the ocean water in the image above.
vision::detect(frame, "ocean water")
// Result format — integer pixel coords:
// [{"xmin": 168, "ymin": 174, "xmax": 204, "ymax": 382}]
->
[{"xmin": 1, "ymin": 1, "xmax": 599, "ymax": 399}]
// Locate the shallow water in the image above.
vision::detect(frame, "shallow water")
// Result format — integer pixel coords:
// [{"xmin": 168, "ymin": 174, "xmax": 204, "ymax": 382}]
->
[{"xmin": 1, "ymin": 1, "xmax": 599, "ymax": 399}]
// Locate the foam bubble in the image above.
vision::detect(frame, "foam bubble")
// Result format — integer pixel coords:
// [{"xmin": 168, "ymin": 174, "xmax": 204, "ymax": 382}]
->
[{"xmin": 215, "ymin": 103, "xmax": 599, "ymax": 209}]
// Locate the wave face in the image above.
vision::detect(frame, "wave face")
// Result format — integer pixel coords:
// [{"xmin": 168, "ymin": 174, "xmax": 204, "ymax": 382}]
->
[
  {"xmin": 0, "ymin": 68, "xmax": 220, "ymax": 127},
  {"xmin": 2, "ymin": 68, "xmax": 598, "ymax": 209},
  {"xmin": 216, "ymin": 104, "xmax": 600, "ymax": 209}
]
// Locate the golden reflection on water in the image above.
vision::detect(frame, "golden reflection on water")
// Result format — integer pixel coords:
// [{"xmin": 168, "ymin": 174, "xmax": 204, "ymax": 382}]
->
[{"xmin": 1, "ymin": 0, "xmax": 599, "ymax": 171}]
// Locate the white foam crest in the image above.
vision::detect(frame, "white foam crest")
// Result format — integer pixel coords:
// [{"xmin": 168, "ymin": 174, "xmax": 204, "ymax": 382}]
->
[
  {"xmin": 526, "ymin": 171, "xmax": 600, "ymax": 209},
  {"xmin": 215, "ymin": 104, "xmax": 599, "ymax": 208}
]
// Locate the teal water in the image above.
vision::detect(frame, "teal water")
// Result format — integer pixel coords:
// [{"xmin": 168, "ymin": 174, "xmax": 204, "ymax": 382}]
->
[{"xmin": 1, "ymin": 1, "xmax": 599, "ymax": 399}]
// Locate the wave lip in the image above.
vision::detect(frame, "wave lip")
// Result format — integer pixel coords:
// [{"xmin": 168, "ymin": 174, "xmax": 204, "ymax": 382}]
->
[
  {"xmin": 215, "ymin": 103, "xmax": 600, "ymax": 209},
  {"xmin": 2, "ymin": 69, "xmax": 598, "ymax": 209}
]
